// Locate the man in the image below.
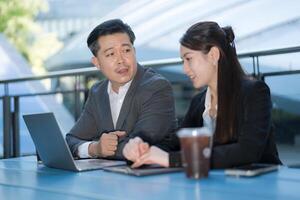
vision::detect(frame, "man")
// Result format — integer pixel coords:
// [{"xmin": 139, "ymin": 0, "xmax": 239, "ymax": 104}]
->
[{"xmin": 66, "ymin": 19, "xmax": 177, "ymax": 160}]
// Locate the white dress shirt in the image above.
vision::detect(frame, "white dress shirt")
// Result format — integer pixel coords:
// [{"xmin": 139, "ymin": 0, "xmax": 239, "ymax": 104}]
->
[
  {"xmin": 202, "ymin": 87, "xmax": 217, "ymax": 133},
  {"xmin": 107, "ymin": 80, "xmax": 132, "ymax": 128},
  {"xmin": 77, "ymin": 80, "xmax": 132, "ymax": 158}
]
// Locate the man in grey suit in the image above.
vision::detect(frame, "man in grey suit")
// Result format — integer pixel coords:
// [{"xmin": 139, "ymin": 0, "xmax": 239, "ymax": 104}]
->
[{"xmin": 66, "ymin": 19, "xmax": 177, "ymax": 160}]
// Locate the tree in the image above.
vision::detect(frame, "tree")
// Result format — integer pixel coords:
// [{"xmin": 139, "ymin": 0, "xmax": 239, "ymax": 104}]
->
[{"xmin": 0, "ymin": 0, "xmax": 62, "ymax": 73}]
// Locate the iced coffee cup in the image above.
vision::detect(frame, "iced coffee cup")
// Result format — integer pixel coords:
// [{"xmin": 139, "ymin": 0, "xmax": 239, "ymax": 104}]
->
[{"xmin": 177, "ymin": 127, "xmax": 213, "ymax": 179}]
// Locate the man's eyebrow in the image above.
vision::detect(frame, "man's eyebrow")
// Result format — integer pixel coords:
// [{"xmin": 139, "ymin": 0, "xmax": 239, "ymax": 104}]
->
[
  {"xmin": 103, "ymin": 43, "xmax": 132, "ymax": 53},
  {"xmin": 122, "ymin": 43, "xmax": 132, "ymax": 47},
  {"xmin": 103, "ymin": 47, "xmax": 114, "ymax": 53}
]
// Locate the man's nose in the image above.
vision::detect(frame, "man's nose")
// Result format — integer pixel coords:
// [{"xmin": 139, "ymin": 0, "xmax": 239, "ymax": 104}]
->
[{"xmin": 116, "ymin": 51, "xmax": 125, "ymax": 64}]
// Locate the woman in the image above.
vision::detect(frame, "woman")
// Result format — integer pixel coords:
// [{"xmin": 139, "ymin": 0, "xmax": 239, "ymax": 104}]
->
[{"xmin": 123, "ymin": 21, "xmax": 281, "ymax": 169}]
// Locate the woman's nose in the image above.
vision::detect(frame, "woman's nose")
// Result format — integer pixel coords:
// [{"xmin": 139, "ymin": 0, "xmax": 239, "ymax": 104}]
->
[{"xmin": 183, "ymin": 62, "xmax": 190, "ymax": 75}]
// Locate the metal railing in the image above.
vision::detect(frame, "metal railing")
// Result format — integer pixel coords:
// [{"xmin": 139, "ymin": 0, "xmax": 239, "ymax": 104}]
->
[
  {"xmin": 237, "ymin": 46, "xmax": 300, "ymax": 80},
  {"xmin": 1, "ymin": 46, "xmax": 300, "ymax": 158}
]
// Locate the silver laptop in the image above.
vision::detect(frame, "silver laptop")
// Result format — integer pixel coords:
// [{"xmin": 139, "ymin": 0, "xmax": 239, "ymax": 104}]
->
[{"xmin": 23, "ymin": 112, "xmax": 126, "ymax": 172}]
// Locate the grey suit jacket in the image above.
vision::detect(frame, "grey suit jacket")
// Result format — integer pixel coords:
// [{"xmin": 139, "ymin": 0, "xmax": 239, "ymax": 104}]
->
[{"xmin": 66, "ymin": 64, "xmax": 177, "ymax": 159}]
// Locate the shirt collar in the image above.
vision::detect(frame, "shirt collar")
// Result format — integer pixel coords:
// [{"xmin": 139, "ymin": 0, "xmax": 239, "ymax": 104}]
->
[
  {"xmin": 107, "ymin": 80, "xmax": 132, "ymax": 96},
  {"xmin": 204, "ymin": 87, "xmax": 218, "ymax": 110}
]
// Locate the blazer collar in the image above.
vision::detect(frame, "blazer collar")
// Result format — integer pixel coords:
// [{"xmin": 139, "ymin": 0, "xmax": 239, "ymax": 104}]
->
[{"xmin": 99, "ymin": 80, "xmax": 115, "ymax": 132}]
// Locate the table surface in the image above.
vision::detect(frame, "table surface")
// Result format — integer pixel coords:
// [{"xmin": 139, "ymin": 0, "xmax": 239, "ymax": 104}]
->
[{"xmin": 0, "ymin": 156, "xmax": 300, "ymax": 200}]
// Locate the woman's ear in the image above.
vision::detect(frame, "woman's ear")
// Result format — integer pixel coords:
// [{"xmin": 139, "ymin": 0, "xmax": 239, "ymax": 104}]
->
[{"xmin": 208, "ymin": 46, "xmax": 220, "ymax": 66}]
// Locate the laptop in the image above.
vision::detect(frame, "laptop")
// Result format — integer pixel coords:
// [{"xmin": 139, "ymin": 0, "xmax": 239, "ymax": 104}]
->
[
  {"xmin": 103, "ymin": 165, "xmax": 183, "ymax": 176},
  {"xmin": 23, "ymin": 112, "xmax": 126, "ymax": 172}
]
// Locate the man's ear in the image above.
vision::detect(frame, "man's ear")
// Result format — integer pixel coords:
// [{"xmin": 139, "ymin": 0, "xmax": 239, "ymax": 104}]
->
[
  {"xmin": 208, "ymin": 46, "xmax": 220, "ymax": 66},
  {"xmin": 91, "ymin": 57, "xmax": 101, "ymax": 70}
]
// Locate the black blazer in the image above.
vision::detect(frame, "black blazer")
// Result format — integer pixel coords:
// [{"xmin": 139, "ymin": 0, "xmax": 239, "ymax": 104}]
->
[{"xmin": 166, "ymin": 78, "xmax": 281, "ymax": 169}]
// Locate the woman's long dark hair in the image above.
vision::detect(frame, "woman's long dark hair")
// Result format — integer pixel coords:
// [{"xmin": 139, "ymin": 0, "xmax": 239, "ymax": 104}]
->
[{"xmin": 180, "ymin": 21, "xmax": 246, "ymax": 144}]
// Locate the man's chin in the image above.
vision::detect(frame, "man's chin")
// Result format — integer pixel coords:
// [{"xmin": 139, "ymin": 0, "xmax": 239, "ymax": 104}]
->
[
  {"xmin": 114, "ymin": 79, "xmax": 131, "ymax": 86},
  {"xmin": 119, "ymin": 75, "xmax": 133, "ymax": 82}
]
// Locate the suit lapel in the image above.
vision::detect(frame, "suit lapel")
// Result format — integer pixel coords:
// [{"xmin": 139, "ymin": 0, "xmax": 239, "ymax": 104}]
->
[
  {"xmin": 116, "ymin": 65, "xmax": 144, "ymax": 130},
  {"xmin": 99, "ymin": 80, "xmax": 115, "ymax": 131}
]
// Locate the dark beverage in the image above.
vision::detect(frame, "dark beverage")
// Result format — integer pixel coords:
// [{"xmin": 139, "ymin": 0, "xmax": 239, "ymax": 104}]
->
[{"xmin": 177, "ymin": 127, "xmax": 212, "ymax": 179}]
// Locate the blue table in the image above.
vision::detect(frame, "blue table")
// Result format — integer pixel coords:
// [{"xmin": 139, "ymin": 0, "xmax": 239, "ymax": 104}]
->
[{"xmin": 0, "ymin": 156, "xmax": 299, "ymax": 200}]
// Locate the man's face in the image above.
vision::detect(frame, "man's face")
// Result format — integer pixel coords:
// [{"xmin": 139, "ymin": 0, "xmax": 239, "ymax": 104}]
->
[{"xmin": 92, "ymin": 33, "xmax": 137, "ymax": 91}]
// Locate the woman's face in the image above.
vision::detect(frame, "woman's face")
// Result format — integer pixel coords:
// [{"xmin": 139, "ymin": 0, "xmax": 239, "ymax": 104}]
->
[{"xmin": 180, "ymin": 45, "xmax": 218, "ymax": 89}]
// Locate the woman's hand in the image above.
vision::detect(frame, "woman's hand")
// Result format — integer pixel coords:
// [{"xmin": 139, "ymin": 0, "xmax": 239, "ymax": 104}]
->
[
  {"xmin": 123, "ymin": 137, "xmax": 149, "ymax": 162},
  {"xmin": 131, "ymin": 146, "xmax": 169, "ymax": 168}
]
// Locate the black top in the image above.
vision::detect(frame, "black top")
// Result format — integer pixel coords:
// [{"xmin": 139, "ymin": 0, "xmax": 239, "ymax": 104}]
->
[{"xmin": 164, "ymin": 78, "xmax": 281, "ymax": 169}]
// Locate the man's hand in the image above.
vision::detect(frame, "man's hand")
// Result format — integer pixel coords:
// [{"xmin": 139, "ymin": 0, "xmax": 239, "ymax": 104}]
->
[
  {"xmin": 89, "ymin": 131, "xmax": 126, "ymax": 157},
  {"xmin": 123, "ymin": 137, "xmax": 149, "ymax": 162}
]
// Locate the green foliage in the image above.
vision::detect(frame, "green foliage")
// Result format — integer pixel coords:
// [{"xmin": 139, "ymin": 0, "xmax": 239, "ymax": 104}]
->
[{"xmin": 0, "ymin": 0, "xmax": 62, "ymax": 73}]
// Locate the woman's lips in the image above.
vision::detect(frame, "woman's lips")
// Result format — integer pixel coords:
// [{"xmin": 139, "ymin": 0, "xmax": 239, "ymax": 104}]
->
[{"xmin": 189, "ymin": 76, "xmax": 195, "ymax": 80}]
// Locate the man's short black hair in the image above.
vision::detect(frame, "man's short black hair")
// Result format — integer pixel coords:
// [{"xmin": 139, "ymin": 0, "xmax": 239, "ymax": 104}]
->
[{"xmin": 87, "ymin": 19, "xmax": 136, "ymax": 56}]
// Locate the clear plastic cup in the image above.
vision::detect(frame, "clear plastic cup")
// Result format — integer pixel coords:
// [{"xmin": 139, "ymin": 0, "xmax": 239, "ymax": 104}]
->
[{"xmin": 177, "ymin": 127, "xmax": 213, "ymax": 179}]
